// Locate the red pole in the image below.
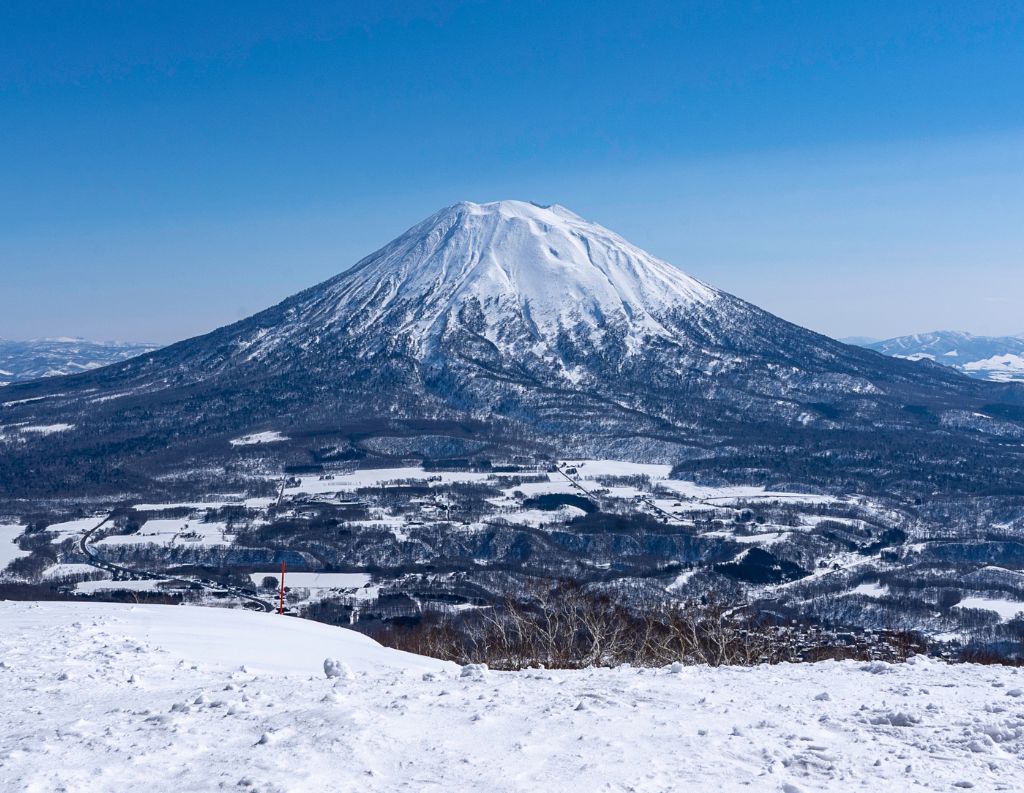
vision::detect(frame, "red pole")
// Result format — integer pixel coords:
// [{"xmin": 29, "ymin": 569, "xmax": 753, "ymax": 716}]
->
[{"xmin": 278, "ymin": 560, "xmax": 286, "ymax": 615}]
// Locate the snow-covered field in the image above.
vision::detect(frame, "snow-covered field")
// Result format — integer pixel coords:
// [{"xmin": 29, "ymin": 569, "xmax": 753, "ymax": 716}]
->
[
  {"xmin": 247, "ymin": 571, "xmax": 371, "ymax": 589},
  {"xmin": 963, "ymin": 353, "xmax": 1024, "ymax": 381},
  {"xmin": 2, "ymin": 602, "xmax": 1022, "ymax": 792},
  {"xmin": 0, "ymin": 523, "xmax": 29, "ymax": 569},
  {"xmin": 955, "ymin": 596, "xmax": 1024, "ymax": 622},
  {"xmin": 247, "ymin": 571, "xmax": 378, "ymax": 603},
  {"xmin": 94, "ymin": 517, "xmax": 233, "ymax": 548}
]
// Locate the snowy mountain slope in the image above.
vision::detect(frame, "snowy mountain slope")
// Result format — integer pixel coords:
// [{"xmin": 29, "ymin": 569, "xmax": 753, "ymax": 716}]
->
[
  {"xmin": 2, "ymin": 600, "xmax": 1022, "ymax": 793},
  {"xmin": 862, "ymin": 331, "xmax": 1024, "ymax": 383},
  {"xmin": 264, "ymin": 201, "xmax": 719, "ymax": 359},
  {"xmin": 0, "ymin": 337, "xmax": 158, "ymax": 385},
  {"xmin": 1, "ymin": 200, "xmax": 1023, "ymax": 498}
]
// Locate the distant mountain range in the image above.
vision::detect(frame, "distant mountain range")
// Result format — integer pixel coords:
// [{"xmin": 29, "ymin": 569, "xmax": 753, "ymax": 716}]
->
[
  {"xmin": 2, "ymin": 200, "xmax": 1023, "ymax": 500},
  {"xmin": 848, "ymin": 331, "xmax": 1024, "ymax": 383},
  {"xmin": 0, "ymin": 338, "xmax": 159, "ymax": 386}
]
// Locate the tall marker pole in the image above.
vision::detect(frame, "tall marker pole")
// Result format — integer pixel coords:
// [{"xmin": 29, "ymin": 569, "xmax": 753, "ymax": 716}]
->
[{"xmin": 278, "ymin": 560, "xmax": 286, "ymax": 615}]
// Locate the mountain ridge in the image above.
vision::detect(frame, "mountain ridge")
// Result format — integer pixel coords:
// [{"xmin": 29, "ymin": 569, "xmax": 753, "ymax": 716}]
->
[
  {"xmin": 0, "ymin": 337, "xmax": 159, "ymax": 386},
  {"xmin": 858, "ymin": 330, "xmax": 1024, "ymax": 383}
]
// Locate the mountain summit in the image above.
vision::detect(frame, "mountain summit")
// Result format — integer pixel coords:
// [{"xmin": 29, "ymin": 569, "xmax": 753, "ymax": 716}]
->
[
  {"xmin": 231, "ymin": 199, "xmax": 719, "ymax": 368},
  {"xmin": 2, "ymin": 201, "xmax": 1023, "ymax": 498}
]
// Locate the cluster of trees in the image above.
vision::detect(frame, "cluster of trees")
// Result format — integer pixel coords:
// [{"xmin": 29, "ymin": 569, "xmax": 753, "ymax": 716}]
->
[{"xmin": 370, "ymin": 581, "xmax": 918, "ymax": 670}]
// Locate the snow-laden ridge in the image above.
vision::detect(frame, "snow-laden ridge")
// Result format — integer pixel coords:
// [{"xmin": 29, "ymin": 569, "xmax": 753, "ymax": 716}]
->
[{"xmin": 861, "ymin": 331, "xmax": 1024, "ymax": 383}]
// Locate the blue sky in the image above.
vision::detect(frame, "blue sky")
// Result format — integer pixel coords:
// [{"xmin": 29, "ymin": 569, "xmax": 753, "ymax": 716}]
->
[{"xmin": 2, "ymin": 1, "xmax": 1023, "ymax": 344}]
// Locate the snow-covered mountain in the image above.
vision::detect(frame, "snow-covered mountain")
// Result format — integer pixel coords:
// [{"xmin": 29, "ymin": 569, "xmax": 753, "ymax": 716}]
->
[
  {"xmin": 2, "ymin": 200, "xmax": 1023, "ymax": 498},
  {"xmin": 4, "ymin": 600, "xmax": 1022, "ymax": 792},
  {"xmin": 0, "ymin": 337, "xmax": 158, "ymax": 386},
  {"xmin": 238, "ymin": 200, "xmax": 718, "ymax": 365},
  {"xmin": 860, "ymin": 331, "xmax": 1024, "ymax": 383}
]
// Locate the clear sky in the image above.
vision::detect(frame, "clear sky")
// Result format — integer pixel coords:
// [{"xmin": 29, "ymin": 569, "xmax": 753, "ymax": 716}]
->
[{"xmin": 2, "ymin": 1, "xmax": 1023, "ymax": 344}]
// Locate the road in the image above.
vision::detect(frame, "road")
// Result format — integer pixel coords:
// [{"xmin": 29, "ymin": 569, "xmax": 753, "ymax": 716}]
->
[{"xmin": 78, "ymin": 516, "xmax": 274, "ymax": 612}]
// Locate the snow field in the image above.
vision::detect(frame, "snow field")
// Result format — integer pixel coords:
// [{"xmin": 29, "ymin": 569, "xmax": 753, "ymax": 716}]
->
[
  {"xmin": 75, "ymin": 578, "xmax": 174, "ymax": 594},
  {"xmin": 0, "ymin": 523, "xmax": 29, "ymax": 570},
  {"xmin": 41, "ymin": 562, "xmax": 105, "ymax": 580},
  {"xmin": 248, "ymin": 571, "xmax": 379, "ymax": 605},
  {"xmin": 45, "ymin": 516, "xmax": 104, "ymax": 545},
  {"xmin": 2, "ymin": 601, "xmax": 1023, "ymax": 792},
  {"xmin": 954, "ymin": 596, "xmax": 1024, "ymax": 622},
  {"xmin": 248, "ymin": 572, "xmax": 372, "ymax": 590},
  {"xmin": 95, "ymin": 517, "xmax": 233, "ymax": 548}
]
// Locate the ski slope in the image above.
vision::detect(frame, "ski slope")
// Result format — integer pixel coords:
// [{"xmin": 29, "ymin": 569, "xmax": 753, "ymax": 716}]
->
[{"xmin": 2, "ymin": 601, "xmax": 1023, "ymax": 792}]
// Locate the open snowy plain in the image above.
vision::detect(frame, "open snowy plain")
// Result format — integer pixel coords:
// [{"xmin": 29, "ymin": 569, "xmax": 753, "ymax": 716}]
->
[{"xmin": 2, "ymin": 602, "xmax": 1022, "ymax": 792}]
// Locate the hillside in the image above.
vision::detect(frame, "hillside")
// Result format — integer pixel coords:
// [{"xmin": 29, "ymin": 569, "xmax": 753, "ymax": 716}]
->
[
  {"xmin": 2, "ymin": 600, "xmax": 1021, "ymax": 792},
  {"xmin": 2, "ymin": 201, "xmax": 1023, "ymax": 500}
]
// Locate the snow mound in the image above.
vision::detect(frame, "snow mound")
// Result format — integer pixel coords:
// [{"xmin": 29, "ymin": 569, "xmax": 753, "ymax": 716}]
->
[{"xmin": 323, "ymin": 657, "xmax": 354, "ymax": 679}]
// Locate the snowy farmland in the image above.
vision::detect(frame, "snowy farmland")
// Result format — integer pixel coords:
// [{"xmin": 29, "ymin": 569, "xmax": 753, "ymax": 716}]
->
[
  {"xmin": 1, "ymin": 601, "xmax": 1022, "ymax": 793},
  {"xmin": 3, "ymin": 458, "xmax": 1022, "ymax": 655},
  {"xmin": 0, "ymin": 523, "xmax": 30, "ymax": 569},
  {"xmin": 94, "ymin": 517, "xmax": 233, "ymax": 548}
]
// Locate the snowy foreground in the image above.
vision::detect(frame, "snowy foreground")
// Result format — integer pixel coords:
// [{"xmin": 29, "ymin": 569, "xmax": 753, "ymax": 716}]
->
[{"xmin": 2, "ymin": 603, "xmax": 1023, "ymax": 793}]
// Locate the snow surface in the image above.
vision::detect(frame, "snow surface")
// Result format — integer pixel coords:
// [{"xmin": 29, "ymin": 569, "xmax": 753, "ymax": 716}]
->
[
  {"xmin": 75, "ymin": 578, "xmax": 174, "ymax": 594},
  {"xmin": 95, "ymin": 518, "xmax": 233, "ymax": 548},
  {"xmin": 41, "ymin": 562, "xmax": 104, "ymax": 579},
  {"xmin": 851, "ymin": 582, "xmax": 889, "ymax": 599},
  {"xmin": 955, "ymin": 596, "xmax": 1024, "ymax": 622},
  {"xmin": 0, "ymin": 523, "xmax": 28, "ymax": 571},
  {"xmin": 963, "ymin": 353, "xmax": 1024, "ymax": 382},
  {"xmin": 230, "ymin": 430, "xmax": 289, "ymax": 446},
  {"xmin": 236, "ymin": 200, "xmax": 722, "ymax": 364},
  {"xmin": 563, "ymin": 459, "xmax": 674, "ymax": 479},
  {"xmin": 248, "ymin": 571, "xmax": 371, "ymax": 590},
  {"xmin": 17, "ymin": 422, "xmax": 75, "ymax": 435},
  {"xmin": 45, "ymin": 516, "xmax": 104, "ymax": 545},
  {"xmin": 2, "ymin": 601, "xmax": 1023, "ymax": 792}
]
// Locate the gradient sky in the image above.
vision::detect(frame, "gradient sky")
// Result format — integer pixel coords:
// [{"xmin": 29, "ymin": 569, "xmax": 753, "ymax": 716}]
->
[{"xmin": 2, "ymin": 1, "xmax": 1023, "ymax": 344}]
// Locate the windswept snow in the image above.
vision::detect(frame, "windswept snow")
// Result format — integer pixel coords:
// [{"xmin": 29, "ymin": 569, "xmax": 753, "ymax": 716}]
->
[{"xmin": 2, "ymin": 601, "xmax": 1023, "ymax": 793}]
